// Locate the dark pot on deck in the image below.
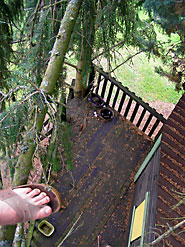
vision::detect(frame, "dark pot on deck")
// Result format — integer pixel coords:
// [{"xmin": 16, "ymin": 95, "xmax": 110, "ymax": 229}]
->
[
  {"xmin": 100, "ymin": 107, "xmax": 114, "ymax": 120},
  {"xmin": 88, "ymin": 93, "xmax": 105, "ymax": 108}
]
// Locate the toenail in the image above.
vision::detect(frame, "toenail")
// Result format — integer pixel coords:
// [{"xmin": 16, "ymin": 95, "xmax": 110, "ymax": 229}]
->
[{"xmin": 45, "ymin": 208, "xmax": 50, "ymax": 214}]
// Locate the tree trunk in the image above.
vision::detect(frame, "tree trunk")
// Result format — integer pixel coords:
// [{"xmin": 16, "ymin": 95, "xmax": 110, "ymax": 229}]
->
[
  {"xmin": 0, "ymin": 0, "xmax": 83, "ymax": 244},
  {"xmin": 74, "ymin": 0, "xmax": 96, "ymax": 98},
  {"xmin": 74, "ymin": 59, "xmax": 84, "ymax": 97}
]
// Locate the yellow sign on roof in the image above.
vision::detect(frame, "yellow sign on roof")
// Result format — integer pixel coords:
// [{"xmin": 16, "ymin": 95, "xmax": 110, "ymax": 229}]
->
[{"xmin": 131, "ymin": 199, "xmax": 146, "ymax": 242}]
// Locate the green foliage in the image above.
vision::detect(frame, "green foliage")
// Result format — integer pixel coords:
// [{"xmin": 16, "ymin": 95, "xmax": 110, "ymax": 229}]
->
[
  {"xmin": 0, "ymin": 0, "xmax": 23, "ymax": 79},
  {"xmin": 95, "ymin": 0, "xmax": 138, "ymax": 52},
  {"xmin": 0, "ymin": 0, "xmax": 71, "ymax": 182},
  {"xmin": 60, "ymin": 122, "xmax": 73, "ymax": 171},
  {"xmin": 115, "ymin": 49, "xmax": 182, "ymax": 104},
  {"xmin": 42, "ymin": 119, "xmax": 73, "ymax": 172},
  {"xmin": 142, "ymin": 1, "xmax": 185, "ymax": 91},
  {"xmin": 0, "ymin": 87, "xmax": 44, "ymax": 156},
  {"xmin": 143, "ymin": 0, "xmax": 185, "ymax": 34},
  {"xmin": 17, "ymin": 3, "xmax": 64, "ymax": 87}
]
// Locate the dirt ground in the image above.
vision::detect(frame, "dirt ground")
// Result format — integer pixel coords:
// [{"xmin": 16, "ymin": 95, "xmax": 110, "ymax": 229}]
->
[{"xmin": 148, "ymin": 100, "xmax": 175, "ymax": 119}]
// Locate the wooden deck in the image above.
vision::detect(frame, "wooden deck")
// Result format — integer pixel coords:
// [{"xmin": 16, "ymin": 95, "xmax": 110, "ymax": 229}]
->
[{"xmin": 32, "ymin": 98, "xmax": 153, "ymax": 247}]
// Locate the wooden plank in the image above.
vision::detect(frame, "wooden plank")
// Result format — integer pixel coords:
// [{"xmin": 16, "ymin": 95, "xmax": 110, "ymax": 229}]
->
[
  {"xmin": 136, "ymin": 108, "xmax": 146, "ymax": 128},
  {"xmin": 118, "ymin": 92, "xmax": 126, "ymax": 113},
  {"xmin": 112, "ymin": 87, "xmax": 119, "ymax": 109},
  {"xmin": 142, "ymin": 113, "xmax": 153, "ymax": 133},
  {"xmin": 91, "ymin": 183, "xmax": 133, "ymax": 247},
  {"xmin": 106, "ymin": 83, "xmax": 114, "ymax": 105},
  {"xmin": 124, "ymin": 97, "xmax": 133, "ymax": 118},
  {"xmin": 148, "ymin": 118, "xmax": 160, "ymax": 137},
  {"xmin": 134, "ymin": 134, "xmax": 161, "ymax": 183},
  {"xmin": 60, "ymin": 123, "xmax": 151, "ymax": 246},
  {"xmin": 130, "ymin": 102, "xmax": 140, "ymax": 123},
  {"xmin": 140, "ymin": 192, "xmax": 150, "ymax": 247},
  {"xmin": 127, "ymin": 206, "xmax": 136, "ymax": 247},
  {"xmin": 133, "ymin": 149, "xmax": 161, "ymax": 245},
  {"xmin": 35, "ymin": 100, "xmax": 152, "ymax": 247},
  {"xmin": 58, "ymin": 118, "xmax": 119, "ymax": 198},
  {"xmin": 95, "ymin": 73, "xmax": 101, "ymax": 94},
  {"xmin": 101, "ymin": 78, "xmax": 108, "ymax": 99}
]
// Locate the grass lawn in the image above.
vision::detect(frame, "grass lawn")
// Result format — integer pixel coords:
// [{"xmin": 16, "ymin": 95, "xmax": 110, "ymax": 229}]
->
[{"xmin": 114, "ymin": 50, "xmax": 183, "ymax": 104}]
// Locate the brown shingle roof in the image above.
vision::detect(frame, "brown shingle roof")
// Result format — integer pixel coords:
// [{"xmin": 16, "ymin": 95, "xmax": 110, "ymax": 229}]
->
[{"xmin": 156, "ymin": 93, "xmax": 185, "ymax": 247}]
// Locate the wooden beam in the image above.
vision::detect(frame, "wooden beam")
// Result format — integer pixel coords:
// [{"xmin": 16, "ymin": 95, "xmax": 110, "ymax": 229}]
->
[{"xmin": 134, "ymin": 134, "xmax": 162, "ymax": 183}]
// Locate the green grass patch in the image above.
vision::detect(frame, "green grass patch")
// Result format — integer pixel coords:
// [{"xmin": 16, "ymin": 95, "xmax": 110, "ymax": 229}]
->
[{"xmin": 115, "ymin": 51, "xmax": 182, "ymax": 104}]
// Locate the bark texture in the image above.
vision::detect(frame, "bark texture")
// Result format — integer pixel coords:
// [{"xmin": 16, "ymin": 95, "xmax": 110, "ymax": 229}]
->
[
  {"xmin": 74, "ymin": 0, "xmax": 96, "ymax": 98},
  {"xmin": 0, "ymin": 0, "xmax": 83, "ymax": 243}
]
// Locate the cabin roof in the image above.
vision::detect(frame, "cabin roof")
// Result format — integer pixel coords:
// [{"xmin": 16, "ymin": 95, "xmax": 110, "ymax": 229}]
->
[
  {"xmin": 156, "ymin": 93, "xmax": 185, "ymax": 247},
  {"xmin": 127, "ymin": 93, "xmax": 185, "ymax": 247}
]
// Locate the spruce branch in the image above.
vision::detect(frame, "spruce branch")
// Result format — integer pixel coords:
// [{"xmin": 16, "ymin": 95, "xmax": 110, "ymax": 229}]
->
[
  {"xmin": 150, "ymin": 219, "xmax": 185, "ymax": 246},
  {"xmin": 110, "ymin": 49, "xmax": 146, "ymax": 73},
  {"xmin": 0, "ymin": 86, "xmax": 30, "ymax": 103},
  {"xmin": 0, "ymin": 90, "xmax": 39, "ymax": 124},
  {"xmin": 43, "ymin": 0, "xmax": 69, "ymax": 10},
  {"xmin": 55, "ymin": 101, "xmax": 69, "ymax": 108},
  {"xmin": 30, "ymin": 0, "xmax": 42, "ymax": 38},
  {"xmin": 15, "ymin": 75, "xmax": 40, "ymax": 91},
  {"xmin": 158, "ymin": 0, "xmax": 171, "ymax": 14}
]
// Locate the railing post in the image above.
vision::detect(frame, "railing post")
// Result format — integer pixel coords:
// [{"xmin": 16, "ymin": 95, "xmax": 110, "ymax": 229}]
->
[{"xmin": 92, "ymin": 65, "xmax": 166, "ymax": 140}]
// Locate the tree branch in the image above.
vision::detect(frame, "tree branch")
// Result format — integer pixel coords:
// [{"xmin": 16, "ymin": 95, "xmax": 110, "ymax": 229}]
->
[
  {"xmin": 150, "ymin": 219, "xmax": 185, "ymax": 246},
  {"xmin": 110, "ymin": 50, "xmax": 146, "ymax": 73}
]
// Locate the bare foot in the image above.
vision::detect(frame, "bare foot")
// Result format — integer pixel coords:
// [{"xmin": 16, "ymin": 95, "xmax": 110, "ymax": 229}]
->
[{"xmin": 0, "ymin": 187, "xmax": 52, "ymax": 225}]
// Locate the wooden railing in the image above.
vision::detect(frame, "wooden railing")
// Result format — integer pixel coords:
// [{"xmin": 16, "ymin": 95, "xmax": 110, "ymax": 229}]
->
[{"xmin": 92, "ymin": 66, "xmax": 166, "ymax": 140}]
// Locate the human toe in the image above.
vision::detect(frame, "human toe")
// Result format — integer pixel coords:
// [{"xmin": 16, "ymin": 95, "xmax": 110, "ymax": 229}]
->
[
  {"xmin": 33, "ymin": 192, "xmax": 47, "ymax": 203},
  {"xmin": 28, "ymin": 189, "xmax": 41, "ymax": 198},
  {"xmin": 35, "ymin": 196, "xmax": 50, "ymax": 206},
  {"xmin": 36, "ymin": 206, "xmax": 52, "ymax": 219}
]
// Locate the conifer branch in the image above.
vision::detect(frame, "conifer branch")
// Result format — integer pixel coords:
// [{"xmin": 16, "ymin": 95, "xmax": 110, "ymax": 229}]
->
[
  {"xmin": 30, "ymin": 0, "xmax": 42, "ymax": 38},
  {"xmin": 0, "ymin": 90, "xmax": 39, "ymax": 124},
  {"xmin": 150, "ymin": 219, "xmax": 185, "ymax": 246},
  {"xmin": 110, "ymin": 50, "xmax": 146, "ymax": 73},
  {"xmin": 43, "ymin": 0, "xmax": 69, "ymax": 9},
  {"xmin": 64, "ymin": 60, "xmax": 78, "ymax": 70},
  {"xmin": 0, "ymin": 86, "xmax": 30, "ymax": 103}
]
